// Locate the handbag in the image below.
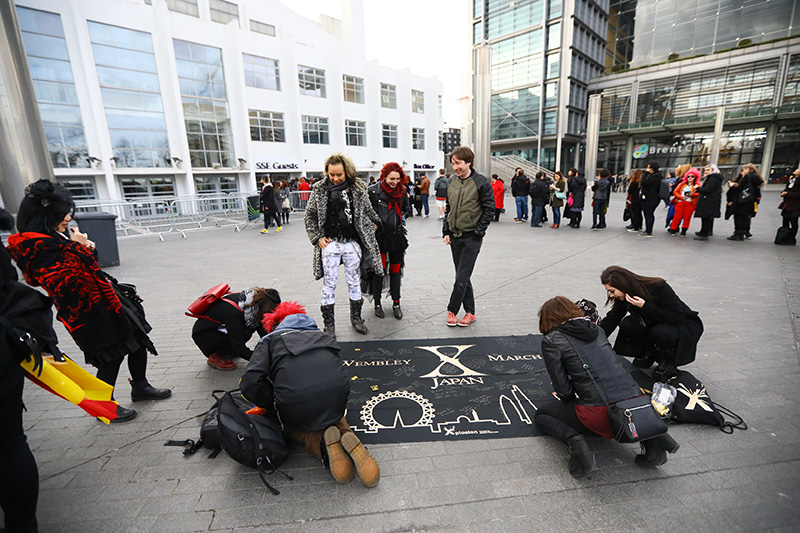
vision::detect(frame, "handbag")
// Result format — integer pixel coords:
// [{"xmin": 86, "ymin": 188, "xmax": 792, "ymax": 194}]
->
[
  {"xmin": 567, "ymin": 338, "xmax": 667, "ymax": 443},
  {"xmin": 567, "ymin": 194, "xmax": 574, "ymax": 207},
  {"xmin": 281, "ymin": 197, "xmax": 290, "ymax": 210},
  {"xmin": 555, "ymin": 187, "xmax": 567, "ymax": 200}
]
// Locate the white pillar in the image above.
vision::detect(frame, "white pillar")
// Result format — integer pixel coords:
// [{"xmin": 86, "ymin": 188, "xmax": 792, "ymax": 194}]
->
[
  {"xmin": 584, "ymin": 94, "xmax": 601, "ymax": 177},
  {"xmin": 709, "ymin": 106, "xmax": 725, "ymax": 166},
  {"xmin": 473, "ymin": 44, "xmax": 492, "ymax": 177},
  {"xmin": 0, "ymin": 0, "xmax": 54, "ymax": 211}
]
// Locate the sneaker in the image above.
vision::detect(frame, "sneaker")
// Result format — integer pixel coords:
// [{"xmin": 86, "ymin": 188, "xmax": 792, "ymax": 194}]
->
[
  {"xmin": 627, "ymin": 228, "xmax": 640, "ymax": 233},
  {"xmin": 423, "ymin": 214, "xmax": 428, "ymax": 218},
  {"xmin": 206, "ymin": 354, "xmax": 237, "ymax": 371},
  {"xmin": 260, "ymin": 229, "xmax": 268, "ymax": 234},
  {"xmin": 513, "ymin": 218, "xmax": 520, "ymax": 222},
  {"xmin": 446, "ymin": 311, "xmax": 458, "ymax": 327},
  {"xmin": 693, "ymin": 235, "xmax": 708, "ymax": 241},
  {"xmin": 340, "ymin": 432, "xmax": 380, "ymax": 487},
  {"xmin": 275, "ymin": 226, "xmax": 282, "ymax": 232},
  {"xmin": 458, "ymin": 313, "xmax": 476, "ymax": 327},
  {"xmin": 639, "ymin": 232, "xmax": 653, "ymax": 238},
  {"xmin": 323, "ymin": 426, "xmax": 355, "ymax": 484}
]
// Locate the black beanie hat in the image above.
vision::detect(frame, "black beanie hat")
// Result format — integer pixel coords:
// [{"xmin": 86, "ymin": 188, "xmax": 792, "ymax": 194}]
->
[{"xmin": 16, "ymin": 179, "xmax": 74, "ymax": 234}]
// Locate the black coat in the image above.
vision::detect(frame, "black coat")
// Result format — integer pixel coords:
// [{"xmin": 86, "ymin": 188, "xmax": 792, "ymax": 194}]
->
[
  {"xmin": 599, "ymin": 282, "xmax": 703, "ymax": 366},
  {"xmin": 694, "ymin": 172, "xmax": 723, "ymax": 218},
  {"xmin": 511, "ymin": 173, "xmax": 530, "ymax": 197},
  {"xmin": 728, "ymin": 172, "xmax": 761, "ymax": 217},
  {"xmin": 568, "ymin": 175, "xmax": 587, "ymax": 208},
  {"xmin": 627, "ymin": 181, "xmax": 641, "ymax": 206},
  {"xmin": 529, "ymin": 178, "xmax": 549, "ymax": 206},
  {"xmin": 592, "ymin": 178, "xmax": 610, "ymax": 200},
  {"xmin": 240, "ymin": 316, "xmax": 350, "ymax": 432},
  {"xmin": 640, "ymin": 171, "xmax": 662, "ymax": 202},
  {"xmin": 780, "ymin": 175, "xmax": 800, "ymax": 215},
  {"xmin": 542, "ymin": 319, "xmax": 641, "ymax": 406},
  {"xmin": 368, "ymin": 183, "xmax": 410, "ymax": 253},
  {"xmin": 191, "ymin": 292, "xmax": 265, "ymax": 360},
  {"xmin": 260, "ymin": 184, "xmax": 278, "ymax": 214}
]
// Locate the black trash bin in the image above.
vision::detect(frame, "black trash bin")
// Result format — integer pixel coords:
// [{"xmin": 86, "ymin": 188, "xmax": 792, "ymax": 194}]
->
[{"xmin": 73, "ymin": 212, "xmax": 120, "ymax": 267}]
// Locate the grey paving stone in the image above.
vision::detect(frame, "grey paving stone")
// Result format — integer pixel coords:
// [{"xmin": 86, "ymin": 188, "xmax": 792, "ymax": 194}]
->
[{"xmin": 9, "ymin": 190, "xmax": 799, "ymax": 532}]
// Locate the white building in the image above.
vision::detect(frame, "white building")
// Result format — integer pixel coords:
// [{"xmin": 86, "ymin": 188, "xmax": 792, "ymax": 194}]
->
[{"xmin": 13, "ymin": 0, "xmax": 444, "ymax": 203}]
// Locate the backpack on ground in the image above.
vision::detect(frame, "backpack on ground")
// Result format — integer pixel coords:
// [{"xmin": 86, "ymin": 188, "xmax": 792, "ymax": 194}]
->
[
  {"xmin": 668, "ymin": 371, "xmax": 747, "ymax": 433},
  {"xmin": 166, "ymin": 390, "xmax": 291, "ymax": 494}
]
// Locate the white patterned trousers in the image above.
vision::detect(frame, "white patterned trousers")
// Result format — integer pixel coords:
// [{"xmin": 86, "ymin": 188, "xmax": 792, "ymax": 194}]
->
[{"xmin": 321, "ymin": 240, "xmax": 362, "ymax": 305}]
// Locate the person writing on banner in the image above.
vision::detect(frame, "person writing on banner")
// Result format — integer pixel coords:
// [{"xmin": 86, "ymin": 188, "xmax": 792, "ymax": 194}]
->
[
  {"xmin": 7, "ymin": 180, "xmax": 171, "ymax": 424},
  {"xmin": 368, "ymin": 162, "xmax": 411, "ymax": 320},
  {"xmin": 191, "ymin": 287, "xmax": 281, "ymax": 370},
  {"xmin": 598, "ymin": 266, "xmax": 703, "ymax": 382},
  {"xmin": 304, "ymin": 152, "xmax": 383, "ymax": 338},
  {"xmin": 240, "ymin": 301, "xmax": 380, "ymax": 488},
  {"xmin": 535, "ymin": 297, "xmax": 680, "ymax": 478},
  {"xmin": 442, "ymin": 146, "xmax": 495, "ymax": 327}
]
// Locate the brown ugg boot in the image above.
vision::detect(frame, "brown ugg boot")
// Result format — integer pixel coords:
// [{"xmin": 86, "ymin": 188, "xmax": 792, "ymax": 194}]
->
[{"xmin": 341, "ymin": 432, "xmax": 380, "ymax": 487}]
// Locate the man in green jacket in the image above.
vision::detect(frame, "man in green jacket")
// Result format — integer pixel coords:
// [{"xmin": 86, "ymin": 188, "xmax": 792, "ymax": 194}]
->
[{"xmin": 442, "ymin": 146, "xmax": 495, "ymax": 327}]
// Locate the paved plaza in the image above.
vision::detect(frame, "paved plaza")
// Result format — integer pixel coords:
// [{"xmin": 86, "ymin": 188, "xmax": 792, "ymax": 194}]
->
[{"xmin": 11, "ymin": 190, "xmax": 800, "ymax": 532}]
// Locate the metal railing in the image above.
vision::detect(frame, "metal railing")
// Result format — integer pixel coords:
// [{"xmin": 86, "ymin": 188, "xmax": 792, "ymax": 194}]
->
[{"xmin": 72, "ymin": 190, "xmax": 312, "ymax": 241}]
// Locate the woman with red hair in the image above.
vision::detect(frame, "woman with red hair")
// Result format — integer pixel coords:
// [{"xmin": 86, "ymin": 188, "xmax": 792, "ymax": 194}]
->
[{"xmin": 367, "ymin": 162, "xmax": 411, "ymax": 319}]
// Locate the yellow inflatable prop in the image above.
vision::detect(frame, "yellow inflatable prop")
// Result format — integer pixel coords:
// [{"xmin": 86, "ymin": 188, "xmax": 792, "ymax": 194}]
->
[{"xmin": 20, "ymin": 353, "xmax": 119, "ymax": 424}]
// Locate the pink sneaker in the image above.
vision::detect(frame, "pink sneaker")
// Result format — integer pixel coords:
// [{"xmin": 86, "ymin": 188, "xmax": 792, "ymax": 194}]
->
[
  {"xmin": 446, "ymin": 311, "xmax": 458, "ymax": 327},
  {"xmin": 457, "ymin": 313, "xmax": 476, "ymax": 327}
]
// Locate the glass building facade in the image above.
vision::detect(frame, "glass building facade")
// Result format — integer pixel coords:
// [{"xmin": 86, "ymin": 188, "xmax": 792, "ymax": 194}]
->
[
  {"xmin": 89, "ymin": 22, "xmax": 169, "ymax": 168},
  {"xmin": 606, "ymin": 0, "xmax": 800, "ymax": 73},
  {"xmin": 476, "ymin": 0, "xmax": 607, "ymax": 171},
  {"xmin": 17, "ymin": 6, "xmax": 90, "ymax": 169},
  {"xmin": 173, "ymin": 39, "xmax": 235, "ymax": 168}
]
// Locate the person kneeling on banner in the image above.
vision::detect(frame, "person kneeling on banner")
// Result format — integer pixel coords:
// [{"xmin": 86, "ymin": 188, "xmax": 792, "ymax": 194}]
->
[
  {"xmin": 240, "ymin": 301, "xmax": 380, "ymax": 487},
  {"xmin": 535, "ymin": 297, "xmax": 680, "ymax": 477},
  {"xmin": 7, "ymin": 180, "xmax": 171, "ymax": 424},
  {"xmin": 191, "ymin": 287, "xmax": 280, "ymax": 371},
  {"xmin": 598, "ymin": 266, "xmax": 703, "ymax": 382}
]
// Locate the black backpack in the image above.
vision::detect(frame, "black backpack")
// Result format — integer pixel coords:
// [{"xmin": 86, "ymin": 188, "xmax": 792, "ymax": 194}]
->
[
  {"xmin": 658, "ymin": 178, "xmax": 671, "ymax": 201},
  {"xmin": 166, "ymin": 390, "xmax": 291, "ymax": 494},
  {"xmin": 668, "ymin": 371, "xmax": 747, "ymax": 433}
]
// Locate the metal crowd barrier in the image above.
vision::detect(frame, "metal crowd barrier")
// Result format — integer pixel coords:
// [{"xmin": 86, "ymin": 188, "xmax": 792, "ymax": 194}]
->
[{"xmin": 70, "ymin": 190, "xmax": 313, "ymax": 241}]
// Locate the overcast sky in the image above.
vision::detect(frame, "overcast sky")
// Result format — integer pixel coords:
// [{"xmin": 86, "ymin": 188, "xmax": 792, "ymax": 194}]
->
[{"xmin": 281, "ymin": 0, "xmax": 472, "ymax": 129}]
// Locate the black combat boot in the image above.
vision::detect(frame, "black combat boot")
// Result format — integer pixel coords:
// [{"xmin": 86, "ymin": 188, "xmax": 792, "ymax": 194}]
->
[
  {"xmin": 129, "ymin": 379, "xmax": 172, "ymax": 402},
  {"xmin": 635, "ymin": 433, "xmax": 680, "ymax": 468},
  {"xmin": 350, "ymin": 299, "xmax": 368, "ymax": 335},
  {"xmin": 110, "ymin": 404, "xmax": 137, "ymax": 424},
  {"xmin": 320, "ymin": 304, "xmax": 336, "ymax": 338},
  {"xmin": 566, "ymin": 434, "xmax": 596, "ymax": 478}
]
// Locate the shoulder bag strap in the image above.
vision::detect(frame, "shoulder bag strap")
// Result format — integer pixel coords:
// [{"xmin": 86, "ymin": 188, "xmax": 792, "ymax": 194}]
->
[{"xmin": 562, "ymin": 335, "xmax": 612, "ymax": 411}]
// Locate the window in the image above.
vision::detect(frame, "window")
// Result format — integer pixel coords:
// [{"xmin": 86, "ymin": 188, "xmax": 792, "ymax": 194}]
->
[
  {"xmin": 210, "ymin": 0, "xmax": 239, "ymax": 26},
  {"xmin": 298, "ymin": 65, "xmax": 326, "ymax": 97},
  {"xmin": 380, "ymin": 83, "xmax": 397, "ymax": 108},
  {"xmin": 412, "ymin": 128, "xmax": 425, "ymax": 150},
  {"xmin": 58, "ymin": 177, "xmax": 97, "ymax": 201},
  {"xmin": 382, "ymin": 124, "xmax": 397, "ymax": 148},
  {"xmin": 250, "ymin": 20, "xmax": 275, "ymax": 36},
  {"xmin": 302, "ymin": 115, "xmax": 329, "ymax": 144},
  {"xmin": 243, "ymin": 53, "xmax": 280, "ymax": 90},
  {"xmin": 249, "ymin": 109, "xmax": 284, "ymax": 142},
  {"xmin": 343, "ymin": 75, "xmax": 364, "ymax": 104},
  {"xmin": 17, "ymin": 6, "xmax": 89, "ymax": 169},
  {"xmin": 345, "ymin": 120, "xmax": 366, "ymax": 146},
  {"xmin": 194, "ymin": 175, "xmax": 239, "ymax": 194},
  {"xmin": 120, "ymin": 175, "xmax": 175, "ymax": 199},
  {"xmin": 412, "ymin": 89, "xmax": 425, "ymax": 113},
  {"xmin": 89, "ymin": 22, "xmax": 169, "ymax": 168},
  {"xmin": 166, "ymin": 0, "xmax": 198, "ymax": 17},
  {"xmin": 174, "ymin": 39, "xmax": 235, "ymax": 168}
]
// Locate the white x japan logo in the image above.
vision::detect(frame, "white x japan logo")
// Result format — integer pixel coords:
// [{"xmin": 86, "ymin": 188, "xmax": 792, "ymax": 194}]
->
[{"xmin": 416, "ymin": 344, "xmax": 488, "ymax": 380}]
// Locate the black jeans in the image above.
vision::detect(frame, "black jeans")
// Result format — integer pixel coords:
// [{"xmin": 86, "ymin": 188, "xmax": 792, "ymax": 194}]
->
[
  {"xmin": 447, "ymin": 233, "xmax": 483, "ymax": 315},
  {"xmin": 0, "ymin": 376, "xmax": 39, "ymax": 532},
  {"xmin": 630, "ymin": 204, "xmax": 643, "ymax": 230},
  {"xmin": 699, "ymin": 217, "xmax": 714, "ymax": 236},
  {"xmin": 641, "ymin": 200, "xmax": 659, "ymax": 234},
  {"xmin": 534, "ymin": 400, "xmax": 595, "ymax": 443},
  {"xmin": 592, "ymin": 199, "xmax": 607, "ymax": 227},
  {"xmin": 733, "ymin": 214, "xmax": 751, "ymax": 236},
  {"xmin": 616, "ymin": 316, "xmax": 679, "ymax": 362},
  {"xmin": 263, "ymin": 211, "xmax": 281, "ymax": 229},
  {"xmin": 95, "ymin": 346, "xmax": 148, "ymax": 392},
  {"xmin": 782, "ymin": 215, "xmax": 799, "ymax": 243}
]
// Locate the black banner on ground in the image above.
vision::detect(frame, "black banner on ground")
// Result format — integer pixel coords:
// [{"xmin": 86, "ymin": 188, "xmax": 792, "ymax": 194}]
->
[{"xmin": 339, "ymin": 335, "xmax": 550, "ymax": 444}]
